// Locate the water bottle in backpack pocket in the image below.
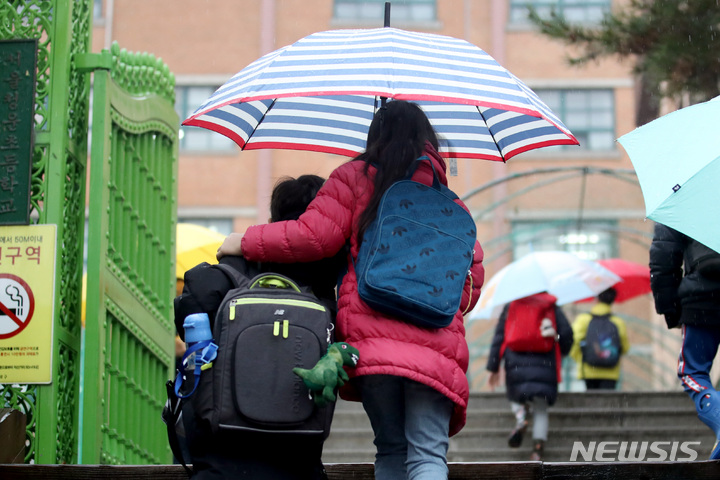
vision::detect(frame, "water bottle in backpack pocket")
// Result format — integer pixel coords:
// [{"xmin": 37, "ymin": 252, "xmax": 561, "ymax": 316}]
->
[{"xmin": 174, "ymin": 313, "xmax": 218, "ymax": 399}]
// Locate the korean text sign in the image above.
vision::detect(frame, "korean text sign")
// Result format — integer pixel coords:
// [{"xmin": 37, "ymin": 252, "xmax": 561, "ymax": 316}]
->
[
  {"xmin": 0, "ymin": 39, "xmax": 37, "ymax": 225},
  {"xmin": 0, "ymin": 224, "xmax": 57, "ymax": 383}
]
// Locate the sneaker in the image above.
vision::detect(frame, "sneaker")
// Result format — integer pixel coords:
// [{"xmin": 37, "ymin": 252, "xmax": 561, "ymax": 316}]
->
[
  {"xmin": 530, "ymin": 439, "xmax": 544, "ymax": 461},
  {"xmin": 696, "ymin": 391, "xmax": 720, "ymax": 459},
  {"xmin": 508, "ymin": 420, "xmax": 528, "ymax": 448}
]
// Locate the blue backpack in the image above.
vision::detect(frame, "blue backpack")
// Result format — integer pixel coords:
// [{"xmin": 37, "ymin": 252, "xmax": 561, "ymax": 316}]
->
[{"xmin": 355, "ymin": 157, "xmax": 477, "ymax": 328}]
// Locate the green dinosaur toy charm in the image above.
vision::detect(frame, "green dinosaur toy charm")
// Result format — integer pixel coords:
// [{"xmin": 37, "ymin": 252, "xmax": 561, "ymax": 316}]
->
[{"xmin": 293, "ymin": 342, "xmax": 360, "ymax": 407}]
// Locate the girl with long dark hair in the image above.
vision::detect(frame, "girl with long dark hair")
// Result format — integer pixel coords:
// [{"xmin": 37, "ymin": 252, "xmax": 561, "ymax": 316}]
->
[{"xmin": 218, "ymin": 100, "xmax": 485, "ymax": 479}]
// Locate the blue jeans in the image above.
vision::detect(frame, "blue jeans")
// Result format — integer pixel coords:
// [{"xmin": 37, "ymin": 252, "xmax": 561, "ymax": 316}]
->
[
  {"xmin": 355, "ymin": 375, "xmax": 454, "ymax": 480},
  {"xmin": 678, "ymin": 324, "xmax": 720, "ymax": 406}
]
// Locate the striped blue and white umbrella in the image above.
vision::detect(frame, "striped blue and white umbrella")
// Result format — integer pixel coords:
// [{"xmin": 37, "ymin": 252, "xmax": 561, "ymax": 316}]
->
[{"xmin": 183, "ymin": 28, "xmax": 578, "ymax": 161}]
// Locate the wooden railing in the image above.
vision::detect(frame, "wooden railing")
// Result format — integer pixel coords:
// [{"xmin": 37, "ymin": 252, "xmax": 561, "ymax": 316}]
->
[{"xmin": 1, "ymin": 461, "xmax": 719, "ymax": 479}]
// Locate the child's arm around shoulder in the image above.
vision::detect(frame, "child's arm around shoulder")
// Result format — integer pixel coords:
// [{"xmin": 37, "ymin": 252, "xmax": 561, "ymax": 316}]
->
[{"xmin": 216, "ymin": 232, "xmax": 243, "ymax": 260}]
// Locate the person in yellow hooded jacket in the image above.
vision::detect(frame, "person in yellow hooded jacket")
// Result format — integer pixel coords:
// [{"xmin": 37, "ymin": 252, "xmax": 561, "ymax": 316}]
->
[{"xmin": 570, "ymin": 287, "xmax": 630, "ymax": 390}]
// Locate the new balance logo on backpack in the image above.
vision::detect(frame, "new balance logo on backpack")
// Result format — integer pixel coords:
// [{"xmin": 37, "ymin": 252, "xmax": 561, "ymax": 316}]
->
[
  {"xmin": 581, "ymin": 314, "xmax": 621, "ymax": 367},
  {"xmin": 355, "ymin": 156, "xmax": 476, "ymax": 329}
]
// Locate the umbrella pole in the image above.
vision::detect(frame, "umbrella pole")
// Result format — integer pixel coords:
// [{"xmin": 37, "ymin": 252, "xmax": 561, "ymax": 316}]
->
[{"xmin": 379, "ymin": 2, "xmax": 390, "ymax": 108}]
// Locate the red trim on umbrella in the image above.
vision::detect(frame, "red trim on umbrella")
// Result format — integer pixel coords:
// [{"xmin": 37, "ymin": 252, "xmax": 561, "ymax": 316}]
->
[
  {"xmin": 185, "ymin": 118, "xmax": 578, "ymax": 162},
  {"xmin": 184, "ymin": 119, "xmax": 248, "ymax": 148},
  {"xmin": 504, "ymin": 137, "xmax": 581, "ymax": 160},
  {"xmin": 244, "ymin": 141, "xmax": 362, "ymax": 158},
  {"xmin": 441, "ymin": 151, "xmax": 504, "ymax": 161},
  {"xmin": 184, "ymin": 90, "xmax": 555, "ymax": 125}
]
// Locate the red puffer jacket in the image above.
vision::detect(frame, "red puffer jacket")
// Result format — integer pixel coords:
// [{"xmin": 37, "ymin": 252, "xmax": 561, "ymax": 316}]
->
[{"xmin": 241, "ymin": 147, "xmax": 484, "ymax": 436}]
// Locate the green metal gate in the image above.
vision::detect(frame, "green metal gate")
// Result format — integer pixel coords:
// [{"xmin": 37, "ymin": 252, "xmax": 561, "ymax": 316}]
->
[
  {"xmin": 79, "ymin": 43, "xmax": 178, "ymax": 464},
  {"xmin": 0, "ymin": 0, "xmax": 92, "ymax": 464},
  {"xmin": 1, "ymin": 1, "xmax": 178, "ymax": 464}
]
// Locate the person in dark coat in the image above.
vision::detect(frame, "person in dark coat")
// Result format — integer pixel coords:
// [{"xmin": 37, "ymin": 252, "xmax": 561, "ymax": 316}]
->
[
  {"xmin": 485, "ymin": 292, "xmax": 573, "ymax": 461},
  {"xmin": 173, "ymin": 175, "xmax": 346, "ymax": 480},
  {"xmin": 649, "ymin": 222, "xmax": 720, "ymax": 460},
  {"xmin": 175, "ymin": 175, "xmax": 344, "ymax": 333}
]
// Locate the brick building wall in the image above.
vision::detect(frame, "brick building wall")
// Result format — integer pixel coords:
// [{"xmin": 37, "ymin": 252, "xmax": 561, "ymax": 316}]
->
[{"xmin": 92, "ymin": 0, "xmax": 668, "ymax": 391}]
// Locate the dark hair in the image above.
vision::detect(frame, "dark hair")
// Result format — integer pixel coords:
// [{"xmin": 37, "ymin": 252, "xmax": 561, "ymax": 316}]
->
[
  {"xmin": 355, "ymin": 100, "xmax": 440, "ymax": 242},
  {"xmin": 270, "ymin": 174, "xmax": 325, "ymax": 222},
  {"xmin": 597, "ymin": 287, "xmax": 617, "ymax": 305}
]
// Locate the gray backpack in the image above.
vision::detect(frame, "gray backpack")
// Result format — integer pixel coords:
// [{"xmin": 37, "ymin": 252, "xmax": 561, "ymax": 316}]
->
[{"xmin": 194, "ymin": 271, "xmax": 336, "ymax": 438}]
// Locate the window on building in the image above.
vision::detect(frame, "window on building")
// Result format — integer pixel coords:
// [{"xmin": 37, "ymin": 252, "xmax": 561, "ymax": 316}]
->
[
  {"xmin": 534, "ymin": 89, "xmax": 615, "ymax": 152},
  {"xmin": 175, "ymin": 86, "xmax": 237, "ymax": 153},
  {"xmin": 93, "ymin": 0, "xmax": 104, "ymax": 21},
  {"xmin": 178, "ymin": 218, "xmax": 234, "ymax": 236},
  {"xmin": 334, "ymin": 0, "xmax": 436, "ymax": 23},
  {"xmin": 512, "ymin": 220, "xmax": 617, "ymax": 260},
  {"xmin": 509, "ymin": 0, "xmax": 610, "ymax": 25}
]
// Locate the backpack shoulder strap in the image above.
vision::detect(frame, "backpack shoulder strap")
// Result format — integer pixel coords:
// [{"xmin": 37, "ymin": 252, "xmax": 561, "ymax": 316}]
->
[
  {"xmin": 590, "ymin": 312, "xmax": 611, "ymax": 322},
  {"xmin": 162, "ymin": 380, "xmax": 193, "ymax": 476},
  {"xmin": 401, "ymin": 155, "xmax": 443, "ymax": 189},
  {"xmin": 214, "ymin": 262, "xmax": 252, "ymax": 289}
]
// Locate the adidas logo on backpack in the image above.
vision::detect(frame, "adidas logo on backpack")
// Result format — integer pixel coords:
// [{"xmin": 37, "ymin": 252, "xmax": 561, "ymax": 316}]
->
[{"xmin": 355, "ymin": 156, "xmax": 476, "ymax": 329}]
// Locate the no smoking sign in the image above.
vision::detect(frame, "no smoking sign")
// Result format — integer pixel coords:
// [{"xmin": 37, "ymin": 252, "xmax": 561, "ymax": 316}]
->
[
  {"xmin": 0, "ymin": 273, "xmax": 35, "ymax": 339},
  {"xmin": 0, "ymin": 224, "xmax": 56, "ymax": 383}
]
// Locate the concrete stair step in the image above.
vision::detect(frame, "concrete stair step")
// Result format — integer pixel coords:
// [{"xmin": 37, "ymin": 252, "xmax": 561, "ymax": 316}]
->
[
  {"xmin": 452, "ymin": 426, "xmax": 714, "ymax": 449},
  {"xmin": 467, "ymin": 391, "xmax": 693, "ymax": 410},
  {"xmin": 450, "ymin": 441, "xmax": 715, "ymax": 463},
  {"xmin": 326, "ymin": 405, "xmax": 701, "ymax": 429},
  {"xmin": 463, "ymin": 407, "xmax": 700, "ymax": 429},
  {"xmin": 334, "ymin": 391, "xmax": 696, "ymax": 412},
  {"xmin": 325, "ymin": 425, "xmax": 714, "ymax": 456},
  {"xmin": 322, "ymin": 391, "xmax": 713, "ymax": 464},
  {"xmin": 323, "ymin": 445, "xmax": 715, "ymax": 463},
  {"xmin": 322, "ymin": 449, "xmax": 376, "ymax": 463}
]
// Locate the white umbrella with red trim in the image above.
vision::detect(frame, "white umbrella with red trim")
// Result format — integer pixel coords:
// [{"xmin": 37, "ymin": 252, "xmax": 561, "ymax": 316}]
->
[{"xmin": 469, "ymin": 251, "xmax": 621, "ymax": 321}]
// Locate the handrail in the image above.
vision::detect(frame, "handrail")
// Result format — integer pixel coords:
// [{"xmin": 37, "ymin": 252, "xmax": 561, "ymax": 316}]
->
[{"xmin": 2, "ymin": 461, "xmax": 719, "ymax": 480}]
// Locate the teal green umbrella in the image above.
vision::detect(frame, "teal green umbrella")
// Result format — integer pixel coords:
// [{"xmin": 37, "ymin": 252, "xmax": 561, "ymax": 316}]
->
[{"xmin": 618, "ymin": 96, "xmax": 720, "ymax": 253}]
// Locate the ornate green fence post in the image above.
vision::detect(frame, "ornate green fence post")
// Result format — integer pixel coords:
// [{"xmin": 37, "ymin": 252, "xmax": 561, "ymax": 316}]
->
[
  {"xmin": 0, "ymin": 1, "xmax": 92, "ymax": 464},
  {"xmin": 79, "ymin": 42, "xmax": 178, "ymax": 465}
]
